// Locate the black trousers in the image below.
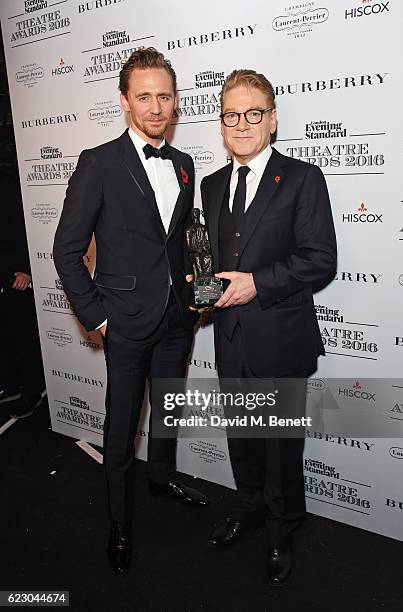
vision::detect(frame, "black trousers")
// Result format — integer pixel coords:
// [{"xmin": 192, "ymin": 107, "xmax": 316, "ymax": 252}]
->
[
  {"xmin": 102, "ymin": 290, "xmax": 193, "ymax": 525},
  {"xmin": 216, "ymin": 323, "xmax": 307, "ymax": 547},
  {"xmin": 0, "ymin": 284, "xmax": 44, "ymax": 394}
]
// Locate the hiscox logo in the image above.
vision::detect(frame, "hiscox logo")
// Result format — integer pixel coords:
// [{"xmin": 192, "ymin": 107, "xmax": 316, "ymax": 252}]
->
[
  {"xmin": 272, "ymin": 3, "xmax": 329, "ymax": 39},
  {"xmin": 342, "ymin": 202, "xmax": 383, "ymax": 223},
  {"xmin": 88, "ymin": 100, "xmax": 122, "ymax": 127},
  {"xmin": 338, "ymin": 380, "xmax": 376, "ymax": 402},
  {"xmin": 51, "ymin": 57, "xmax": 74, "ymax": 77},
  {"xmin": 345, "ymin": 0, "xmax": 390, "ymax": 20},
  {"xmin": 16, "ymin": 63, "xmax": 44, "ymax": 88}
]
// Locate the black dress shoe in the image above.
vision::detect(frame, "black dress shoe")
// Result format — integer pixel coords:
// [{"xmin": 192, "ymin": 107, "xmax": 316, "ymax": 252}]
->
[
  {"xmin": 107, "ymin": 522, "xmax": 131, "ymax": 575},
  {"xmin": 149, "ymin": 480, "xmax": 209, "ymax": 506},
  {"xmin": 208, "ymin": 515, "xmax": 264, "ymax": 546},
  {"xmin": 266, "ymin": 545, "xmax": 292, "ymax": 586}
]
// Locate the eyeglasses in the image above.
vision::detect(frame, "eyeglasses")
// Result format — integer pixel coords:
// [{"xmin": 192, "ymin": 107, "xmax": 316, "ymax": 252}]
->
[{"xmin": 220, "ymin": 108, "xmax": 272, "ymax": 127}]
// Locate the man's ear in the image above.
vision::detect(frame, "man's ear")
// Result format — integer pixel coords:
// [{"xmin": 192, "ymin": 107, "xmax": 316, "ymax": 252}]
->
[
  {"xmin": 270, "ymin": 109, "xmax": 277, "ymax": 135},
  {"xmin": 120, "ymin": 92, "xmax": 130, "ymax": 113}
]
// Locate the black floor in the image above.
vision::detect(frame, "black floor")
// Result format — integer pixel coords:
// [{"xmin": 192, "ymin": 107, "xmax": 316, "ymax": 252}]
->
[{"xmin": 1, "ymin": 401, "xmax": 402, "ymax": 612}]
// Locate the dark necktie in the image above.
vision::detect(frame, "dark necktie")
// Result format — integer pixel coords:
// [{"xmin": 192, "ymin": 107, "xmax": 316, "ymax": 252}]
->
[
  {"xmin": 231, "ymin": 165, "xmax": 251, "ymax": 222},
  {"xmin": 143, "ymin": 142, "xmax": 172, "ymax": 160}
]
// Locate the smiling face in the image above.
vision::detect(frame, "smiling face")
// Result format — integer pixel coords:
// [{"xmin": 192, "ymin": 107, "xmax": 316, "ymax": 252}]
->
[
  {"xmin": 221, "ymin": 85, "xmax": 277, "ymax": 164},
  {"xmin": 120, "ymin": 67, "xmax": 176, "ymax": 146}
]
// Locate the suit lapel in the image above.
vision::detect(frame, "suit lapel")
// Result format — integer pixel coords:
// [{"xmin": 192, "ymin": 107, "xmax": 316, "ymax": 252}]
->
[
  {"xmin": 119, "ymin": 130, "xmax": 165, "ymax": 236},
  {"xmin": 208, "ymin": 163, "xmax": 232, "ymax": 270},
  {"xmin": 237, "ymin": 148, "xmax": 287, "ymax": 263}
]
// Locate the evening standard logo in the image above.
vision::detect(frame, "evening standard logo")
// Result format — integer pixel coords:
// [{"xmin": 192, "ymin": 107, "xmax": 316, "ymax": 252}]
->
[
  {"xmin": 338, "ymin": 380, "xmax": 376, "ymax": 402},
  {"xmin": 88, "ymin": 100, "xmax": 122, "ymax": 126},
  {"xmin": 315, "ymin": 304, "xmax": 344, "ymax": 323},
  {"xmin": 10, "ymin": 10, "xmax": 70, "ymax": 44},
  {"xmin": 51, "ymin": 57, "xmax": 74, "ymax": 77},
  {"xmin": 46, "ymin": 328, "xmax": 73, "ymax": 347},
  {"xmin": 195, "ymin": 69, "xmax": 225, "ymax": 89},
  {"xmin": 25, "ymin": 0, "xmax": 47, "ymax": 11},
  {"xmin": 31, "ymin": 203, "xmax": 58, "ymax": 224},
  {"xmin": 345, "ymin": 0, "xmax": 390, "ymax": 20},
  {"xmin": 16, "ymin": 63, "xmax": 44, "ymax": 88},
  {"xmin": 181, "ymin": 146, "xmax": 215, "ymax": 172},
  {"xmin": 69, "ymin": 396, "xmax": 90, "ymax": 410},
  {"xmin": 103, "ymin": 29, "xmax": 129, "ymax": 47},
  {"xmin": 275, "ymin": 72, "xmax": 388, "ymax": 97},
  {"xmin": 78, "ymin": 0, "xmax": 126, "ymax": 14},
  {"xmin": 41, "ymin": 145, "xmax": 62, "ymax": 159},
  {"xmin": 305, "ymin": 120, "xmax": 346, "ymax": 139},
  {"xmin": 342, "ymin": 202, "xmax": 383, "ymax": 223},
  {"xmin": 315, "ymin": 304, "xmax": 378, "ymax": 356},
  {"xmin": 334, "ymin": 272, "xmax": 382, "ymax": 283},
  {"xmin": 286, "ymin": 142, "xmax": 385, "ymax": 170},
  {"xmin": 304, "ymin": 458, "xmax": 340, "ymax": 479},
  {"xmin": 167, "ymin": 24, "xmax": 257, "ymax": 51},
  {"xmin": 174, "ymin": 68, "xmax": 226, "ymax": 123},
  {"xmin": 272, "ymin": 3, "xmax": 329, "ymax": 39},
  {"xmin": 189, "ymin": 441, "xmax": 227, "ymax": 463},
  {"xmin": 389, "ymin": 447, "xmax": 403, "ymax": 459}
]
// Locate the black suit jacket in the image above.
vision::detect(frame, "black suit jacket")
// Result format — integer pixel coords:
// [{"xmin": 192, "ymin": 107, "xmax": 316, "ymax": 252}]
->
[
  {"xmin": 53, "ymin": 129, "xmax": 196, "ymax": 339},
  {"xmin": 201, "ymin": 147, "xmax": 337, "ymax": 377}
]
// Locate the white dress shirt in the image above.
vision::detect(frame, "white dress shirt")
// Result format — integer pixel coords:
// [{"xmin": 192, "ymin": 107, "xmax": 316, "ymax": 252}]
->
[
  {"xmin": 128, "ymin": 127, "xmax": 180, "ymax": 233},
  {"xmin": 229, "ymin": 144, "xmax": 273, "ymax": 212},
  {"xmin": 96, "ymin": 128, "xmax": 180, "ymax": 330}
]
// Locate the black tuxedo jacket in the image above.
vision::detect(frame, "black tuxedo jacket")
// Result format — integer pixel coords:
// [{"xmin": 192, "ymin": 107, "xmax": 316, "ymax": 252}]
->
[
  {"xmin": 201, "ymin": 147, "xmax": 337, "ymax": 377},
  {"xmin": 53, "ymin": 129, "xmax": 197, "ymax": 339}
]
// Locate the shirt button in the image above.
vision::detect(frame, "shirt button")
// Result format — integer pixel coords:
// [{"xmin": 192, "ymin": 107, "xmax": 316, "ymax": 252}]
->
[
  {"xmin": 235, "ymin": 232, "xmax": 241, "ymax": 237},
  {"xmin": 233, "ymin": 252, "xmax": 239, "ymax": 257}
]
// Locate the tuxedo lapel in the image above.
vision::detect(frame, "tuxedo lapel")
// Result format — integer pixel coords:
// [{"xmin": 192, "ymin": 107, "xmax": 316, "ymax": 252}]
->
[
  {"xmin": 208, "ymin": 163, "xmax": 232, "ymax": 270},
  {"xmin": 119, "ymin": 130, "xmax": 165, "ymax": 236},
  {"xmin": 167, "ymin": 146, "xmax": 186, "ymax": 239},
  {"xmin": 237, "ymin": 148, "xmax": 287, "ymax": 263}
]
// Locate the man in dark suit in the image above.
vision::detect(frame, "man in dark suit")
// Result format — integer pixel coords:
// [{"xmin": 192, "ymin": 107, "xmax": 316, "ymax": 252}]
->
[
  {"xmin": 199, "ymin": 69, "xmax": 337, "ymax": 585},
  {"xmin": 53, "ymin": 48, "xmax": 208, "ymax": 575}
]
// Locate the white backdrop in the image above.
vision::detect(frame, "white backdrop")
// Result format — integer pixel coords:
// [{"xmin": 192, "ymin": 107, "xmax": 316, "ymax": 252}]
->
[{"xmin": 1, "ymin": 0, "xmax": 402, "ymax": 540}]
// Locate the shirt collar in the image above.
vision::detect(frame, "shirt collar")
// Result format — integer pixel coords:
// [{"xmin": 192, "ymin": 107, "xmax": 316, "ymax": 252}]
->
[
  {"xmin": 128, "ymin": 126, "xmax": 166, "ymax": 161},
  {"xmin": 232, "ymin": 143, "xmax": 272, "ymax": 178}
]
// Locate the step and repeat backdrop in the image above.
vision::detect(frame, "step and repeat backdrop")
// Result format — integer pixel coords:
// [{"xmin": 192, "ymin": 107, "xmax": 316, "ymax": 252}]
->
[{"xmin": 1, "ymin": 0, "xmax": 402, "ymax": 540}]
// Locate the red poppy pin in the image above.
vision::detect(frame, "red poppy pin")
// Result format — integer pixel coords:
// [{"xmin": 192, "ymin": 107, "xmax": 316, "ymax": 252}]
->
[
  {"xmin": 180, "ymin": 166, "xmax": 189, "ymax": 185},
  {"xmin": 275, "ymin": 175, "xmax": 281, "ymax": 183}
]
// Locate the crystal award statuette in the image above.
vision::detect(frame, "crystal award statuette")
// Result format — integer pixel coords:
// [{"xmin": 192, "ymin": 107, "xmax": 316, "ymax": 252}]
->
[{"xmin": 185, "ymin": 208, "xmax": 223, "ymax": 306}]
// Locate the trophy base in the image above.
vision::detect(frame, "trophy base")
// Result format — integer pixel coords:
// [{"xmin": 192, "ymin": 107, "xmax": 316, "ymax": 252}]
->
[{"xmin": 193, "ymin": 277, "xmax": 223, "ymax": 306}]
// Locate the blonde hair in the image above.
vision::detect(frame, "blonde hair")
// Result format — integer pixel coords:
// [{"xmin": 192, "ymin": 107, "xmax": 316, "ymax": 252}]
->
[{"xmin": 220, "ymin": 69, "xmax": 275, "ymax": 108}]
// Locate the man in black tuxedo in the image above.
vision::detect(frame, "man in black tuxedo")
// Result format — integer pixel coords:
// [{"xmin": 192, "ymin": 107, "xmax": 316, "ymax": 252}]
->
[
  {"xmin": 53, "ymin": 48, "xmax": 208, "ymax": 575},
  {"xmin": 199, "ymin": 69, "xmax": 337, "ymax": 585}
]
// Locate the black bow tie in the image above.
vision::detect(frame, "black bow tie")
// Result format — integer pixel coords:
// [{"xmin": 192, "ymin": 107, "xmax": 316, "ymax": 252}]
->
[{"xmin": 143, "ymin": 143, "xmax": 172, "ymax": 160}]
